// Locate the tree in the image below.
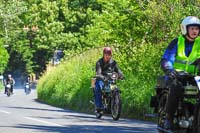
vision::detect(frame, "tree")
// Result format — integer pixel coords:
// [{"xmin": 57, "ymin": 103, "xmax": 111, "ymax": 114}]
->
[
  {"xmin": 0, "ymin": 39, "xmax": 9, "ymax": 74},
  {"xmin": 0, "ymin": 0, "xmax": 26, "ymax": 74}
]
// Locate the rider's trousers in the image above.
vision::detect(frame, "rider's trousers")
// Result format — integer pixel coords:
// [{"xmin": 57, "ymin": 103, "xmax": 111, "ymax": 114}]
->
[{"xmin": 94, "ymin": 80, "xmax": 104, "ymax": 109}]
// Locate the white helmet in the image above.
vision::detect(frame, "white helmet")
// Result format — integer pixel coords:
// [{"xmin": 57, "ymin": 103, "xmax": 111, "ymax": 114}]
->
[{"xmin": 180, "ymin": 16, "xmax": 200, "ymax": 35}]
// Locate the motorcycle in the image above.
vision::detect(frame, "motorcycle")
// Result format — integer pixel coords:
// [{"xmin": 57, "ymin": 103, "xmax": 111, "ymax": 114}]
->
[
  {"xmin": 5, "ymin": 83, "xmax": 12, "ymax": 97},
  {"xmin": 150, "ymin": 59, "xmax": 200, "ymax": 133},
  {"xmin": 92, "ymin": 72, "xmax": 122, "ymax": 120},
  {"xmin": 24, "ymin": 82, "xmax": 31, "ymax": 95}
]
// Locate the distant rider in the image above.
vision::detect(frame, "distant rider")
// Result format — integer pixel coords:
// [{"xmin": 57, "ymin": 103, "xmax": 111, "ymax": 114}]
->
[
  {"xmin": 160, "ymin": 16, "xmax": 200, "ymax": 130},
  {"xmin": 24, "ymin": 76, "xmax": 32, "ymax": 93},
  {"xmin": 26, "ymin": 76, "xmax": 31, "ymax": 84},
  {"xmin": 4, "ymin": 74, "xmax": 15, "ymax": 94},
  {"xmin": 94, "ymin": 47, "xmax": 124, "ymax": 112}
]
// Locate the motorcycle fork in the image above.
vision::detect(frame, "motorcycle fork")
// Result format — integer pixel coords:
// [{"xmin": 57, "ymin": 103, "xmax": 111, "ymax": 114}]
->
[{"xmin": 102, "ymin": 93, "xmax": 109, "ymax": 109}]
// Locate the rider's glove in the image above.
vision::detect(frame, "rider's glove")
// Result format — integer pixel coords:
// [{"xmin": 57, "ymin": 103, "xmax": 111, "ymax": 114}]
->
[{"xmin": 166, "ymin": 69, "xmax": 178, "ymax": 79}]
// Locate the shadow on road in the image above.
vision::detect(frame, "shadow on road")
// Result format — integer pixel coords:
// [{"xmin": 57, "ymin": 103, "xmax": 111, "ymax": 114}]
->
[
  {"xmin": 7, "ymin": 106, "xmax": 153, "ymax": 124},
  {"xmin": 0, "ymin": 124, "xmax": 156, "ymax": 133},
  {"xmin": 7, "ymin": 106, "xmax": 73, "ymax": 113}
]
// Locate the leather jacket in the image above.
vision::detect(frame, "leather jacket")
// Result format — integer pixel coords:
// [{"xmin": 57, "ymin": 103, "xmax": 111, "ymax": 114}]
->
[{"xmin": 96, "ymin": 57, "xmax": 124, "ymax": 80}]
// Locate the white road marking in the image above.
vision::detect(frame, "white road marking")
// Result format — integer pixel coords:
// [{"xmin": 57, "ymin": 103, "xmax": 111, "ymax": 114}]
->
[
  {"xmin": 0, "ymin": 110, "xmax": 11, "ymax": 114},
  {"xmin": 24, "ymin": 117, "xmax": 63, "ymax": 127}
]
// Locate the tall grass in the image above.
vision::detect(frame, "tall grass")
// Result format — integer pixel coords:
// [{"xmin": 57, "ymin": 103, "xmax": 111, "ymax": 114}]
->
[
  {"xmin": 37, "ymin": 43, "xmax": 166, "ymax": 119},
  {"xmin": 37, "ymin": 48, "xmax": 102, "ymax": 112},
  {"xmin": 0, "ymin": 81, "xmax": 3, "ymax": 90}
]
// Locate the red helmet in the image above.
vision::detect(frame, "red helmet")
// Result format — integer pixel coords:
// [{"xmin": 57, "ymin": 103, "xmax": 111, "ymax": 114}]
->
[{"xmin": 103, "ymin": 47, "xmax": 112, "ymax": 55}]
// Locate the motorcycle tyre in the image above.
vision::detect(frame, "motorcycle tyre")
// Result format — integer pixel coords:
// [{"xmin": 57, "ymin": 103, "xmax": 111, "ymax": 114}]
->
[
  {"xmin": 111, "ymin": 89, "xmax": 121, "ymax": 121},
  {"xmin": 157, "ymin": 92, "xmax": 189, "ymax": 133},
  {"xmin": 157, "ymin": 92, "xmax": 168, "ymax": 133},
  {"xmin": 7, "ymin": 91, "xmax": 11, "ymax": 97},
  {"xmin": 25, "ymin": 88, "xmax": 31, "ymax": 95}
]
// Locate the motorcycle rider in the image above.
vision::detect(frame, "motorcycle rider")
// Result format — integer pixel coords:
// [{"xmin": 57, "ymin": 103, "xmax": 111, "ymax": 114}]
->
[
  {"xmin": 25, "ymin": 76, "xmax": 32, "ymax": 90},
  {"xmin": 4, "ymin": 74, "xmax": 15, "ymax": 94},
  {"xmin": 94, "ymin": 47, "xmax": 124, "ymax": 112},
  {"xmin": 160, "ymin": 16, "xmax": 200, "ymax": 130},
  {"xmin": 26, "ymin": 76, "xmax": 31, "ymax": 84}
]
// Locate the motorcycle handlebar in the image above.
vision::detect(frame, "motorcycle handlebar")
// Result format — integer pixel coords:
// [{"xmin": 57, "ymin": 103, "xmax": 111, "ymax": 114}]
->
[{"xmin": 95, "ymin": 72, "xmax": 122, "ymax": 81}]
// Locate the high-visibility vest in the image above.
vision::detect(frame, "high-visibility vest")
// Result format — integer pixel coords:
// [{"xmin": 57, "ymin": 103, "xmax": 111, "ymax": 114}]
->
[{"xmin": 174, "ymin": 35, "xmax": 200, "ymax": 74}]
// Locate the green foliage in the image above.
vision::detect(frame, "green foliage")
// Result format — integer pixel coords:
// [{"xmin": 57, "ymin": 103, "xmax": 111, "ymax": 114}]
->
[
  {"xmin": 37, "ymin": 44, "xmax": 165, "ymax": 119},
  {"xmin": 36, "ymin": 0, "xmax": 200, "ymax": 120},
  {"xmin": 37, "ymin": 48, "xmax": 101, "ymax": 112},
  {"xmin": 117, "ymin": 43, "xmax": 166, "ymax": 118},
  {"xmin": 2, "ymin": 0, "xmax": 200, "ymax": 120},
  {"xmin": 0, "ymin": 39, "xmax": 9, "ymax": 74},
  {"xmin": 0, "ymin": 0, "xmax": 28, "ymax": 74}
]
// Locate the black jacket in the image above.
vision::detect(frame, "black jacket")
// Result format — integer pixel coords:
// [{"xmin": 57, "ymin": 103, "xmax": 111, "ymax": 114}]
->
[
  {"xmin": 96, "ymin": 57, "xmax": 124, "ymax": 80},
  {"xmin": 5, "ymin": 78, "xmax": 15, "ymax": 86}
]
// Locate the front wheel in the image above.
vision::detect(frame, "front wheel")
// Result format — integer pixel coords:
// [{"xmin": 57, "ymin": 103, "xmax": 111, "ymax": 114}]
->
[
  {"xmin": 111, "ymin": 88, "xmax": 121, "ymax": 121},
  {"xmin": 157, "ymin": 92, "xmax": 168, "ymax": 133},
  {"xmin": 7, "ymin": 88, "xmax": 11, "ymax": 97},
  {"xmin": 25, "ymin": 87, "xmax": 31, "ymax": 95}
]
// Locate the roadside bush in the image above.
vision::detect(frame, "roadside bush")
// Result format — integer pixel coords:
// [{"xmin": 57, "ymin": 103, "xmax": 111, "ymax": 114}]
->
[{"xmin": 37, "ymin": 43, "xmax": 167, "ymax": 119}]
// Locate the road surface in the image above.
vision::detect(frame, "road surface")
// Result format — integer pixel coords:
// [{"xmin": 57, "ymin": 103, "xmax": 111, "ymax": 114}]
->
[{"xmin": 0, "ymin": 87, "xmax": 157, "ymax": 133}]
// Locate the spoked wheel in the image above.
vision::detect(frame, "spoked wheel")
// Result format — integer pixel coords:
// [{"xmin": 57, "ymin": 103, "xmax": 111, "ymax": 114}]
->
[
  {"xmin": 157, "ymin": 92, "xmax": 168, "ymax": 133},
  {"xmin": 111, "ymin": 89, "xmax": 121, "ymax": 121}
]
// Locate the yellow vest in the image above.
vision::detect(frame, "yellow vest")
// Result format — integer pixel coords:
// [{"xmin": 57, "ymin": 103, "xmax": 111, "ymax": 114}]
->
[{"xmin": 174, "ymin": 35, "xmax": 200, "ymax": 74}]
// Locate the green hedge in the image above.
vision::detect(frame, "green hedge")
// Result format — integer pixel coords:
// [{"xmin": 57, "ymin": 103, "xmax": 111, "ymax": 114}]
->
[{"xmin": 37, "ymin": 43, "xmax": 166, "ymax": 119}]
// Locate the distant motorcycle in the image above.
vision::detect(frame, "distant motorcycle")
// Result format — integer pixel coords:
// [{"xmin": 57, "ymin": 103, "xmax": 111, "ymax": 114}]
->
[
  {"xmin": 94, "ymin": 72, "xmax": 122, "ymax": 121},
  {"xmin": 24, "ymin": 82, "xmax": 31, "ymax": 95},
  {"xmin": 5, "ymin": 83, "xmax": 12, "ymax": 97}
]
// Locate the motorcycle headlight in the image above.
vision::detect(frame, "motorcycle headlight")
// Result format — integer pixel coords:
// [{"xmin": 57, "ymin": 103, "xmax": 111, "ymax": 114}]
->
[{"xmin": 112, "ymin": 73, "xmax": 118, "ymax": 79}]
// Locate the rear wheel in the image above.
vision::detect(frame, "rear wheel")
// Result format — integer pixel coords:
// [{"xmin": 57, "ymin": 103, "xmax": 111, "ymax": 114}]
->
[{"xmin": 111, "ymin": 89, "xmax": 121, "ymax": 121}]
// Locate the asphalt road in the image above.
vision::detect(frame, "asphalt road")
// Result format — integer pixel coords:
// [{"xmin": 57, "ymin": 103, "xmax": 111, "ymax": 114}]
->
[{"xmin": 0, "ymin": 87, "xmax": 157, "ymax": 133}]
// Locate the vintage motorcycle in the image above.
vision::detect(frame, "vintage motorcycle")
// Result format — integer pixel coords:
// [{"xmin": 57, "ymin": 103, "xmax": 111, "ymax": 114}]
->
[
  {"xmin": 150, "ymin": 59, "xmax": 200, "ymax": 133},
  {"xmin": 5, "ymin": 83, "xmax": 12, "ymax": 97},
  {"xmin": 92, "ymin": 72, "xmax": 122, "ymax": 121},
  {"xmin": 24, "ymin": 82, "xmax": 31, "ymax": 95}
]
